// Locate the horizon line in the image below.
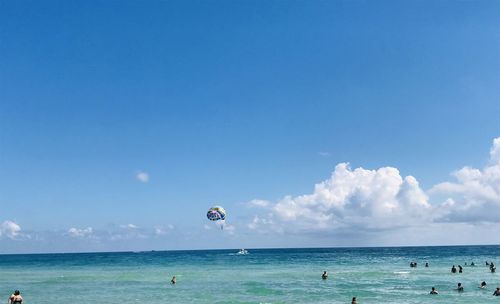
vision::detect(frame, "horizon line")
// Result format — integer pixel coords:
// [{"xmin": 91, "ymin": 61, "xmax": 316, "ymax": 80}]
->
[{"xmin": 2, "ymin": 243, "xmax": 499, "ymax": 256}]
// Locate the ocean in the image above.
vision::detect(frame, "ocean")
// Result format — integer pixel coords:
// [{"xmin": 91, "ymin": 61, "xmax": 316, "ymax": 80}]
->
[{"xmin": 1, "ymin": 246, "xmax": 499, "ymax": 303}]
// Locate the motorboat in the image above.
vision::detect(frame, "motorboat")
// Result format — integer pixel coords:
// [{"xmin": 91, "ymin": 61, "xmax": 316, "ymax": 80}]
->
[{"xmin": 236, "ymin": 249, "xmax": 249, "ymax": 255}]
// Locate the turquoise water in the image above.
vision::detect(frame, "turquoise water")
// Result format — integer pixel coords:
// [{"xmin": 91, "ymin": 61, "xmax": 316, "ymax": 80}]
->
[{"xmin": 1, "ymin": 246, "xmax": 499, "ymax": 303}]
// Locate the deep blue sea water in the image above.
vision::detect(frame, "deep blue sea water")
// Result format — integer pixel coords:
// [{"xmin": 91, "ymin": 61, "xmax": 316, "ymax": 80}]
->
[{"xmin": 1, "ymin": 246, "xmax": 499, "ymax": 303}]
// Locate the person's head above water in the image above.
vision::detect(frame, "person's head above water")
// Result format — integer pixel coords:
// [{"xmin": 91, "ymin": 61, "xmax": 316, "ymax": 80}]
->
[{"xmin": 13, "ymin": 291, "xmax": 20, "ymax": 296}]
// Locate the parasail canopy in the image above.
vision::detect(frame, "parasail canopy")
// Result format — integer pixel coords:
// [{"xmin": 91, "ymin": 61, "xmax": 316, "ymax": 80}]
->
[{"xmin": 206, "ymin": 206, "xmax": 226, "ymax": 221}]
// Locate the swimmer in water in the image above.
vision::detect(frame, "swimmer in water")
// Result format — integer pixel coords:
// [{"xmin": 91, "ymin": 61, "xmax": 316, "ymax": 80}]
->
[
  {"xmin": 351, "ymin": 297, "xmax": 357, "ymax": 304},
  {"xmin": 458, "ymin": 265, "xmax": 463, "ymax": 273},
  {"xmin": 8, "ymin": 290, "xmax": 22, "ymax": 304},
  {"xmin": 479, "ymin": 281, "xmax": 487, "ymax": 289},
  {"xmin": 171, "ymin": 276, "xmax": 176, "ymax": 284},
  {"xmin": 456, "ymin": 283, "xmax": 464, "ymax": 292},
  {"xmin": 494, "ymin": 287, "xmax": 500, "ymax": 296},
  {"xmin": 430, "ymin": 287, "xmax": 438, "ymax": 294},
  {"xmin": 451, "ymin": 265, "xmax": 457, "ymax": 273},
  {"xmin": 425, "ymin": 262, "xmax": 429, "ymax": 267},
  {"xmin": 322, "ymin": 271, "xmax": 328, "ymax": 280}
]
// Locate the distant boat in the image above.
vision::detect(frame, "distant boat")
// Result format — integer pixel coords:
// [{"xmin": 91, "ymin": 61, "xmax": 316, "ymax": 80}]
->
[{"xmin": 236, "ymin": 249, "xmax": 249, "ymax": 255}]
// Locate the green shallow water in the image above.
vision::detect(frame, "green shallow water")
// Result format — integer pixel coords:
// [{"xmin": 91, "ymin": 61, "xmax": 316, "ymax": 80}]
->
[{"xmin": 1, "ymin": 246, "xmax": 499, "ymax": 303}]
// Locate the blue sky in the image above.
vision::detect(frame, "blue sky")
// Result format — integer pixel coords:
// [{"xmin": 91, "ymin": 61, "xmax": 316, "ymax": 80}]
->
[{"xmin": 1, "ymin": 0, "xmax": 499, "ymax": 253}]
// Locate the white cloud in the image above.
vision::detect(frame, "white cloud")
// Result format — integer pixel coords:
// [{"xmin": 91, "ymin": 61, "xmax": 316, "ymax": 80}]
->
[
  {"xmin": 136, "ymin": 171, "xmax": 149, "ymax": 183},
  {"xmin": 430, "ymin": 137, "xmax": 500, "ymax": 223},
  {"xmin": 105, "ymin": 224, "xmax": 149, "ymax": 240},
  {"xmin": 68, "ymin": 227, "xmax": 93, "ymax": 238},
  {"xmin": 248, "ymin": 199, "xmax": 270, "ymax": 208},
  {"xmin": 247, "ymin": 215, "xmax": 275, "ymax": 230},
  {"xmin": 120, "ymin": 224, "xmax": 139, "ymax": 229},
  {"xmin": 155, "ymin": 228, "xmax": 167, "ymax": 235},
  {"xmin": 318, "ymin": 152, "xmax": 331, "ymax": 157},
  {"xmin": 0, "ymin": 220, "xmax": 22, "ymax": 239},
  {"xmin": 247, "ymin": 137, "xmax": 500, "ymax": 238},
  {"xmin": 490, "ymin": 137, "xmax": 500, "ymax": 163},
  {"xmin": 250, "ymin": 163, "xmax": 430, "ymax": 233},
  {"xmin": 155, "ymin": 225, "xmax": 174, "ymax": 236}
]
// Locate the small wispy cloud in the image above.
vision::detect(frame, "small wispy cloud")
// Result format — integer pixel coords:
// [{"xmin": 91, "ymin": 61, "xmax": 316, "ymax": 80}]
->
[
  {"xmin": 318, "ymin": 152, "xmax": 331, "ymax": 157},
  {"xmin": 67, "ymin": 227, "xmax": 93, "ymax": 238},
  {"xmin": 248, "ymin": 199, "xmax": 270, "ymax": 207},
  {"xmin": 120, "ymin": 224, "xmax": 139, "ymax": 229},
  {"xmin": 155, "ymin": 224, "xmax": 174, "ymax": 236},
  {"xmin": 136, "ymin": 171, "xmax": 149, "ymax": 183},
  {"xmin": 247, "ymin": 215, "xmax": 274, "ymax": 230},
  {"xmin": 109, "ymin": 224, "xmax": 148, "ymax": 240},
  {"xmin": 0, "ymin": 220, "xmax": 22, "ymax": 239}
]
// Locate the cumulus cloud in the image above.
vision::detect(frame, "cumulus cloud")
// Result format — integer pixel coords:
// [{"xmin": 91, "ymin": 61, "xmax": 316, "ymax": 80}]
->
[
  {"xmin": 250, "ymin": 163, "xmax": 430, "ymax": 234},
  {"xmin": 430, "ymin": 137, "xmax": 500, "ymax": 223},
  {"xmin": 248, "ymin": 137, "xmax": 500, "ymax": 237},
  {"xmin": 67, "ymin": 227, "xmax": 93, "ymax": 238},
  {"xmin": 136, "ymin": 171, "xmax": 149, "ymax": 183},
  {"xmin": 0, "ymin": 220, "xmax": 22, "ymax": 239}
]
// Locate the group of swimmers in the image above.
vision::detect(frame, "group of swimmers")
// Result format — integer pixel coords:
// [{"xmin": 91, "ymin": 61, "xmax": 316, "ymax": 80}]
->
[
  {"xmin": 450, "ymin": 261, "xmax": 496, "ymax": 273},
  {"xmin": 426, "ymin": 260, "xmax": 500, "ymax": 296},
  {"xmin": 321, "ymin": 262, "xmax": 500, "ymax": 301},
  {"xmin": 430, "ymin": 285, "xmax": 500, "ymax": 296},
  {"xmin": 451, "ymin": 265, "xmax": 463, "ymax": 273},
  {"xmin": 410, "ymin": 261, "xmax": 431, "ymax": 267}
]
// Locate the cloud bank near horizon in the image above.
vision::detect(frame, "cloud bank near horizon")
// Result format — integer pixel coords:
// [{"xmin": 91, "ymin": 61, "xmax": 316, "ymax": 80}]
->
[{"xmin": 2, "ymin": 137, "xmax": 499, "ymax": 252}]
